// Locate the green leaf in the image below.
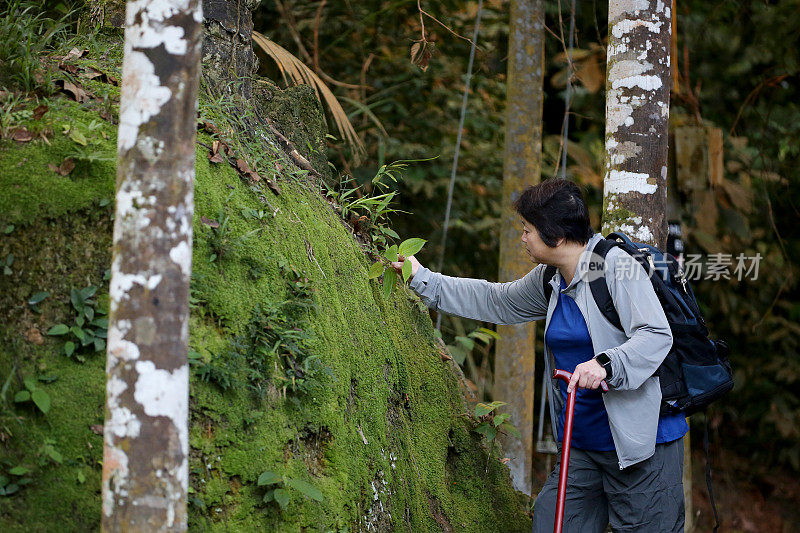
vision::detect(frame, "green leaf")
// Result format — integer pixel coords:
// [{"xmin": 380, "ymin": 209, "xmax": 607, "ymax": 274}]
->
[
  {"xmin": 80, "ymin": 286, "xmax": 98, "ymax": 300},
  {"xmin": 77, "ymin": 471, "xmax": 86, "ymax": 484},
  {"xmin": 4, "ymin": 225, "xmax": 13, "ymax": 234},
  {"xmin": 475, "ymin": 401, "xmax": 506, "ymax": 417},
  {"xmin": 0, "ymin": 475, "xmax": 7, "ymax": 487},
  {"xmin": 474, "ymin": 422, "xmax": 497, "ymax": 441},
  {"xmin": 285, "ymin": 478, "xmax": 323, "ymax": 501},
  {"xmin": 401, "ymin": 260, "xmax": 412, "ymax": 282},
  {"xmin": 23, "ymin": 377, "xmax": 36, "ymax": 391},
  {"xmin": 493, "ymin": 413, "xmax": 511, "ymax": 427},
  {"xmin": 382, "ymin": 268, "xmax": 396, "ymax": 299},
  {"xmin": 455, "ymin": 336, "xmax": 475, "ymax": 351},
  {"xmin": 71, "ymin": 326, "xmax": 85, "ymax": 342},
  {"xmin": 500, "ymin": 422, "xmax": 522, "ymax": 439},
  {"xmin": 448, "ymin": 346, "xmax": 466, "ymax": 365},
  {"xmin": 28, "ymin": 292, "xmax": 49, "ymax": 305},
  {"xmin": 64, "ymin": 341, "xmax": 75, "ymax": 357},
  {"xmin": 2, "ymin": 483, "xmax": 18, "ymax": 495},
  {"xmin": 262, "ymin": 489, "xmax": 275, "ymax": 503},
  {"xmin": 38, "ymin": 375, "xmax": 58, "ymax": 384},
  {"xmin": 8, "ymin": 466, "xmax": 29, "ymax": 476},
  {"xmin": 14, "ymin": 390, "xmax": 30, "ymax": 403},
  {"xmin": 69, "ymin": 129, "xmax": 88, "ymax": 146},
  {"xmin": 47, "ymin": 324, "xmax": 69, "ymax": 336},
  {"xmin": 367, "ymin": 261, "xmax": 385, "ymax": 280},
  {"xmin": 46, "ymin": 448, "xmax": 63, "ymax": 464},
  {"xmin": 398, "ymin": 238, "xmax": 426, "ymax": 258},
  {"xmin": 32, "ymin": 389, "xmax": 50, "ymax": 414},
  {"xmin": 75, "ymin": 316, "xmax": 85, "ymax": 327},
  {"xmin": 94, "ymin": 338, "xmax": 105, "ymax": 352},
  {"xmin": 84, "ymin": 306, "xmax": 95, "ymax": 322},
  {"xmin": 378, "ymin": 225, "xmax": 399, "ymax": 239},
  {"xmin": 70, "ymin": 288, "xmax": 84, "ymax": 312},
  {"xmin": 257, "ymin": 471, "xmax": 282, "ymax": 486},
  {"xmin": 273, "ymin": 488, "xmax": 290, "ymax": 509},
  {"xmin": 90, "ymin": 318, "xmax": 109, "ymax": 328},
  {"xmin": 382, "ymin": 245, "xmax": 399, "ymax": 262}
]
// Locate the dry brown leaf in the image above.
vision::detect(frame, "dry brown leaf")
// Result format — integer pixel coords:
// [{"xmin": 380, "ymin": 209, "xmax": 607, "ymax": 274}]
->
[
  {"xmin": 58, "ymin": 79, "xmax": 89, "ymax": 103},
  {"xmin": 81, "ymin": 66, "xmax": 104, "ymax": 80},
  {"xmin": 62, "ymin": 47, "xmax": 87, "ymax": 62},
  {"xmin": 208, "ymin": 140, "xmax": 224, "ymax": 163},
  {"xmin": 200, "ymin": 216, "xmax": 220, "ymax": 228},
  {"xmin": 32, "ymin": 104, "xmax": 49, "ymax": 120},
  {"xmin": 89, "ymin": 424, "xmax": 104, "ymax": 435},
  {"xmin": 410, "ymin": 42, "xmax": 421, "ymax": 63},
  {"xmin": 265, "ymin": 178, "xmax": 281, "ymax": 195},
  {"xmin": 25, "ymin": 327, "xmax": 44, "ymax": 345},
  {"xmin": 48, "ymin": 157, "xmax": 75, "ymax": 176},
  {"xmin": 11, "ymin": 127, "xmax": 32, "ymax": 142}
]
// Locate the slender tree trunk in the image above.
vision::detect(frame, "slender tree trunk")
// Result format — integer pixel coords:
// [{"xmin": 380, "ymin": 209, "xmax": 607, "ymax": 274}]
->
[
  {"xmin": 495, "ymin": 0, "xmax": 545, "ymax": 496},
  {"xmin": 602, "ymin": 0, "xmax": 672, "ymax": 248},
  {"xmin": 102, "ymin": 1, "xmax": 203, "ymax": 530}
]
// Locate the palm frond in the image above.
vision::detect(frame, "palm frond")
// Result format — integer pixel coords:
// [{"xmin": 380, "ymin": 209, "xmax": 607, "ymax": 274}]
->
[{"xmin": 252, "ymin": 31, "xmax": 366, "ymax": 162}]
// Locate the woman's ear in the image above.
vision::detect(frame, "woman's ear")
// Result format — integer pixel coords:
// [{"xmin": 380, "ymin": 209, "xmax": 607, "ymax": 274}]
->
[{"xmin": 556, "ymin": 237, "xmax": 566, "ymax": 247}]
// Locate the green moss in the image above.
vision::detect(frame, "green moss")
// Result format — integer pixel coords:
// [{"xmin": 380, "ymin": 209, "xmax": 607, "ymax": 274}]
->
[{"xmin": 0, "ymin": 35, "xmax": 530, "ymax": 532}]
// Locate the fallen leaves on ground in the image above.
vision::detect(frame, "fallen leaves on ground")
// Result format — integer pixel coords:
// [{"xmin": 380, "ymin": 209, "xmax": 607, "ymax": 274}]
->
[
  {"xmin": 32, "ymin": 104, "xmax": 48, "ymax": 120},
  {"xmin": 56, "ymin": 79, "xmax": 90, "ymax": 103},
  {"xmin": 10, "ymin": 127, "xmax": 32, "ymax": 142},
  {"xmin": 48, "ymin": 158, "xmax": 75, "ymax": 176},
  {"xmin": 200, "ymin": 216, "xmax": 220, "ymax": 228}
]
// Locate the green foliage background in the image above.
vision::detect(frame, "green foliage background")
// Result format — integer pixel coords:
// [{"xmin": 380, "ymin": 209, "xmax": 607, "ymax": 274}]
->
[{"xmin": 255, "ymin": 0, "xmax": 800, "ymax": 474}]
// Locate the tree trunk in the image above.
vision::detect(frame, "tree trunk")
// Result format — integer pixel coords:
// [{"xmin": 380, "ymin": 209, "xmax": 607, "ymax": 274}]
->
[
  {"xmin": 102, "ymin": 1, "xmax": 203, "ymax": 530},
  {"xmin": 495, "ymin": 0, "xmax": 545, "ymax": 496},
  {"xmin": 601, "ymin": 0, "xmax": 672, "ymax": 249}
]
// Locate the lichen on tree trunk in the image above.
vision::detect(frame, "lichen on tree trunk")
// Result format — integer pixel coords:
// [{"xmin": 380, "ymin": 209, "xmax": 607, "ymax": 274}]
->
[
  {"xmin": 102, "ymin": 1, "xmax": 203, "ymax": 530},
  {"xmin": 602, "ymin": 0, "xmax": 672, "ymax": 248}
]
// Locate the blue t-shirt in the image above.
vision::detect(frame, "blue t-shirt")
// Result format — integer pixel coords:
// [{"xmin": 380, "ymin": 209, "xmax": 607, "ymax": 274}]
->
[{"xmin": 546, "ymin": 277, "xmax": 688, "ymax": 451}]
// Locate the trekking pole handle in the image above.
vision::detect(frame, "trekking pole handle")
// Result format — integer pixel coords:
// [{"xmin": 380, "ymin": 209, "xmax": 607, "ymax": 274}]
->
[{"xmin": 552, "ymin": 369, "xmax": 609, "ymax": 392}]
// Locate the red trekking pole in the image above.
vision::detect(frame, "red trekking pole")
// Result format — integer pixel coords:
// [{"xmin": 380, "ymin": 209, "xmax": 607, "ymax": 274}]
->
[{"xmin": 551, "ymin": 369, "xmax": 609, "ymax": 533}]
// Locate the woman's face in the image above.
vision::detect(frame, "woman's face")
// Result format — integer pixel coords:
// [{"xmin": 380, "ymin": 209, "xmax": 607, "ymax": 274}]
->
[{"xmin": 520, "ymin": 220, "xmax": 552, "ymax": 263}]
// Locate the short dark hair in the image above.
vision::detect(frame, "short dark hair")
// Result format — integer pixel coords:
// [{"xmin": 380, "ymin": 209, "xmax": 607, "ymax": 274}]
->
[{"xmin": 512, "ymin": 179, "xmax": 593, "ymax": 247}]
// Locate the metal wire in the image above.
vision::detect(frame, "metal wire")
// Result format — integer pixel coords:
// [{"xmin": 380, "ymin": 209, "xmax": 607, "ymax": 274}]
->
[{"xmin": 435, "ymin": 0, "xmax": 484, "ymax": 331}]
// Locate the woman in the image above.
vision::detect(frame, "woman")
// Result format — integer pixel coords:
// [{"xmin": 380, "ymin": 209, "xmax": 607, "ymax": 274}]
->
[{"xmin": 393, "ymin": 179, "xmax": 687, "ymax": 532}]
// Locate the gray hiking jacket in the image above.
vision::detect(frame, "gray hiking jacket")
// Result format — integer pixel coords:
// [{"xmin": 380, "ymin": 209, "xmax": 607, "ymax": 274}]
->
[{"xmin": 409, "ymin": 233, "xmax": 673, "ymax": 469}]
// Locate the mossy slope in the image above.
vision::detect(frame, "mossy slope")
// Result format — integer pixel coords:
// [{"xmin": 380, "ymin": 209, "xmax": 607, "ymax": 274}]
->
[{"xmin": 0, "ymin": 39, "xmax": 530, "ymax": 532}]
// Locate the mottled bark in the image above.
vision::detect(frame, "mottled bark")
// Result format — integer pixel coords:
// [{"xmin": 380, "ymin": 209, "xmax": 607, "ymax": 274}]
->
[
  {"xmin": 602, "ymin": 0, "xmax": 672, "ymax": 249},
  {"xmin": 495, "ymin": 0, "xmax": 544, "ymax": 496},
  {"xmin": 102, "ymin": 1, "xmax": 203, "ymax": 531}
]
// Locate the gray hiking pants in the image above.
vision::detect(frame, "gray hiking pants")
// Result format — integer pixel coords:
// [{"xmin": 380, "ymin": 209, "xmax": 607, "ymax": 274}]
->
[{"xmin": 532, "ymin": 438, "xmax": 685, "ymax": 533}]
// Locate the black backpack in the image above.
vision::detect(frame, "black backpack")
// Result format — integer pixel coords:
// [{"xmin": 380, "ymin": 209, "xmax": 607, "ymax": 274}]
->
[{"xmin": 543, "ymin": 232, "xmax": 734, "ymax": 416}]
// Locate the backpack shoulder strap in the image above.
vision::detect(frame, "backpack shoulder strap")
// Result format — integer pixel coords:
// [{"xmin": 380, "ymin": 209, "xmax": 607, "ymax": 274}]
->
[
  {"xmin": 542, "ymin": 265, "xmax": 557, "ymax": 302},
  {"xmin": 588, "ymin": 238, "xmax": 623, "ymax": 331}
]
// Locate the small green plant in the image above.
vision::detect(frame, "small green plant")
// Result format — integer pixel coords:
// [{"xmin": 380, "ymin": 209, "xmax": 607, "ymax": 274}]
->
[
  {"xmin": 0, "ymin": 466, "xmax": 33, "ymax": 497},
  {"xmin": 37, "ymin": 438, "xmax": 63, "ymax": 465},
  {"xmin": 13, "ymin": 376, "xmax": 50, "ymax": 414},
  {"xmin": 446, "ymin": 327, "xmax": 499, "ymax": 366},
  {"xmin": 2, "ymin": 254, "xmax": 13, "ymax": 276},
  {"xmin": 472, "ymin": 401, "xmax": 522, "ymax": 471},
  {"xmin": 27, "ymin": 291, "xmax": 49, "ymax": 313},
  {"xmin": 47, "ymin": 285, "xmax": 108, "ymax": 361},
  {"xmin": 0, "ymin": 1, "xmax": 72, "ymax": 93},
  {"xmin": 257, "ymin": 470, "xmax": 323, "ymax": 510},
  {"xmin": 0, "ymin": 93, "xmax": 30, "ymax": 138},
  {"xmin": 367, "ymin": 238, "xmax": 426, "ymax": 298},
  {"xmin": 203, "ymin": 209, "xmax": 260, "ymax": 263},
  {"xmin": 190, "ymin": 347, "xmax": 240, "ymax": 391}
]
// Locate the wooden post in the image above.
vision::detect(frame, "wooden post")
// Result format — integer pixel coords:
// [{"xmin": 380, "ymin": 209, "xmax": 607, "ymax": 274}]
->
[{"xmin": 495, "ymin": 0, "xmax": 545, "ymax": 495}]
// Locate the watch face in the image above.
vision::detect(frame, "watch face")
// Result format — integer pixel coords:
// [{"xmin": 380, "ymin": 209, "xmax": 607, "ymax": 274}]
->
[{"xmin": 597, "ymin": 353, "xmax": 610, "ymax": 365}]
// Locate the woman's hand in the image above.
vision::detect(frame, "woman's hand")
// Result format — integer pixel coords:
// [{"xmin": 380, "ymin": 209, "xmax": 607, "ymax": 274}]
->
[
  {"xmin": 390, "ymin": 255, "xmax": 421, "ymax": 281},
  {"xmin": 567, "ymin": 359, "xmax": 607, "ymax": 393}
]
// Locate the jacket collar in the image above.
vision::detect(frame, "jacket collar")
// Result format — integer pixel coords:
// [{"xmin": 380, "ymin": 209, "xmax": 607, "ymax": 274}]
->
[{"xmin": 548, "ymin": 232, "xmax": 605, "ymax": 293}]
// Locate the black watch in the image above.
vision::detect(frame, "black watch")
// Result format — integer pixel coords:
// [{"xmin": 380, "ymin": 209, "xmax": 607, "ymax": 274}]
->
[{"xmin": 594, "ymin": 352, "xmax": 613, "ymax": 380}]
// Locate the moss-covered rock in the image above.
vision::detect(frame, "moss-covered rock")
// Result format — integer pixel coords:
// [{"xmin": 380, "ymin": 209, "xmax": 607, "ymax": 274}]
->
[{"xmin": 0, "ymin": 32, "xmax": 530, "ymax": 532}]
